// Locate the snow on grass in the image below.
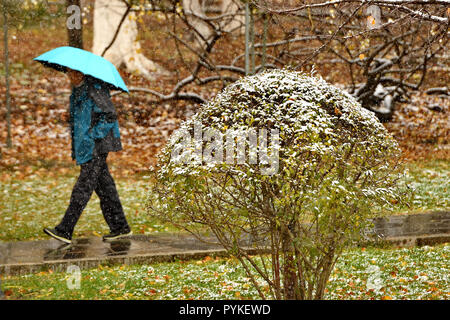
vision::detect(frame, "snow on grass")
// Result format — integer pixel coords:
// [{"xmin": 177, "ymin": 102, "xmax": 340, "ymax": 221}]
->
[{"xmin": 2, "ymin": 244, "xmax": 449, "ymax": 300}]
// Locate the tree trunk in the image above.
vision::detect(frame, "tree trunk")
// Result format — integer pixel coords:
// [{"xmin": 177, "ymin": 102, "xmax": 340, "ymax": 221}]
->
[
  {"xmin": 244, "ymin": 2, "xmax": 250, "ymax": 75},
  {"xmin": 281, "ymin": 227, "xmax": 298, "ymax": 299},
  {"xmin": 220, "ymin": 0, "xmax": 244, "ymax": 32},
  {"xmin": 183, "ymin": 0, "xmax": 244, "ymax": 47},
  {"xmin": 182, "ymin": 0, "xmax": 212, "ymax": 46},
  {"xmin": 261, "ymin": 13, "xmax": 268, "ymax": 70},
  {"xmin": 92, "ymin": 0, "xmax": 170, "ymax": 79},
  {"xmin": 66, "ymin": 0, "xmax": 83, "ymax": 49},
  {"xmin": 3, "ymin": 5, "xmax": 12, "ymax": 148}
]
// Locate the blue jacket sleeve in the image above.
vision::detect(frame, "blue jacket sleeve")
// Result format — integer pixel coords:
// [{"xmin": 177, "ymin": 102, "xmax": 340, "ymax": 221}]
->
[
  {"xmin": 88, "ymin": 81, "xmax": 118, "ymax": 140},
  {"xmin": 88, "ymin": 81, "xmax": 118, "ymax": 123}
]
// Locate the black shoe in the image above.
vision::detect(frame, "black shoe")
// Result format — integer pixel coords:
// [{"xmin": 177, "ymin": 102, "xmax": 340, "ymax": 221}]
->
[
  {"xmin": 102, "ymin": 229, "xmax": 132, "ymax": 241},
  {"xmin": 43, "ymin": 227, "xmax": 72, "ymax": 244}
]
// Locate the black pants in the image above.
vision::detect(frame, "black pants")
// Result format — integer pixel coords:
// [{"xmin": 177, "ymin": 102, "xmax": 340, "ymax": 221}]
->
[{"xmin": 56, "ymin": 153, "xmax": 129, "ymax": 238}]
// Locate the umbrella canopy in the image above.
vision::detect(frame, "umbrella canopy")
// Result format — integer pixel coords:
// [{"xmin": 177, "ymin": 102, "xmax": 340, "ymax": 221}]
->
[{"xmin": 34, "ymin": 46, "xmax": 129, "ymax": 93}]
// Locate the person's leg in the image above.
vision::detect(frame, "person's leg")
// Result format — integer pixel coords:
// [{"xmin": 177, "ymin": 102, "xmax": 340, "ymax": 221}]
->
[
  {"xmin": 94, "ymin": 154, "xmax": 130, "ymax": 233},
  {"xmin": 55, "ymin": 154, "xmax": 105, "ymax": 238}
]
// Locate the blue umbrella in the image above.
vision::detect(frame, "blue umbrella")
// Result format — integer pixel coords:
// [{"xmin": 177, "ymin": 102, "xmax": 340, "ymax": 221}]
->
[{"xmin": 33, "ymin": 46, "xmax": 129, "ymax": 93}]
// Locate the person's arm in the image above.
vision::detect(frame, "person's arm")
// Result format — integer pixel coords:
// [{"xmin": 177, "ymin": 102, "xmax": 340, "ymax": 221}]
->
[
  {"xmin": 88, "ymin": 80, "xmax": 118, "ymax": 140},
  {"xmin": 68, "ymin": 96, "xmax": 75, "ymax": 160},
  {"xmin": 88, "ymin": 81, "xmax": 118, "ymax": 123}
]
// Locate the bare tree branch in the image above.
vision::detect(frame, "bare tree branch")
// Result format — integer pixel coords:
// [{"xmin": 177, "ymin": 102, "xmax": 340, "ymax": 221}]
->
[{"xmin": 101, "ymin": 0, "xmax": 131, "ymax": 57}]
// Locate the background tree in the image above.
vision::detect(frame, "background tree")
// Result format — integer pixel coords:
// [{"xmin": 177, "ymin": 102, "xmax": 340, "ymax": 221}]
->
[
  {"xmin": 92, "ymin": 0, "xmax": 170, "ymax": 78},
  {"xmin": 257, "ymin": 0, "xmax": 449, "ymax": 120},
  {"xmin": 66, "ymin": 0, "xmax": 83, "ymax": 48},
  {"xmin": 119, "ymin": 0, "xmax": 448, "ymax": 121}
]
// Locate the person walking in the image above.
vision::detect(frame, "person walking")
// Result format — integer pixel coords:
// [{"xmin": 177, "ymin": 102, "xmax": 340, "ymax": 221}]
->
[{"xmin": 43, "ymin": 68, "xmax": 131, "ymax": 244}]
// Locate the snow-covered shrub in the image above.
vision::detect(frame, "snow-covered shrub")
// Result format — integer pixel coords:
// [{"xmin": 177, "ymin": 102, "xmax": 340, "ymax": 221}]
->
[{"xmin": 148, "ymin": 69, "xmax": 404, "ymax": 299}]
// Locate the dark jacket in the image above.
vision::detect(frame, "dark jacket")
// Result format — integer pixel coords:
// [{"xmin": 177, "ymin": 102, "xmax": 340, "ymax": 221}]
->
[{"xmin": 69, "ymin": 77, "xmax": 122, "ymax": 165}]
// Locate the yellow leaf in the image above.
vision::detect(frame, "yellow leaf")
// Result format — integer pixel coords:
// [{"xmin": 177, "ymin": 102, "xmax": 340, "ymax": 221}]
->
[
  {"xmin": 359, "ymin": 54, "xmax": 365, "ymax": 60},
  {"xmin": 183, "ymin": 287, "xmax": 193, "ymax": 294},
  {"xmin": 382, "ymin": 295, "xmax": 393, "ymax": 300},
  {"xmin": 367, "ymin": 15, "xmax": 376, "ymax": 25},
  {"xmin": 203, "ymin": 256, "xmax": 212, "ymax": 262}
]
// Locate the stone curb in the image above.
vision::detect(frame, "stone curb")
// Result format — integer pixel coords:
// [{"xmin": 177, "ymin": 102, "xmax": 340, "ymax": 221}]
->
[
  {"xmin": 378, "ymin": 233, "xmax": 450, "ymax": 247},
  {"xmin": 0, "ymin": 247, "xmax": 266, "ymax": 276}
]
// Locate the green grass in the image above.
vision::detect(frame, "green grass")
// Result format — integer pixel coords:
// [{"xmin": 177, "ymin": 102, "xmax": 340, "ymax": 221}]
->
[
  {"xmin": 396, "ymin": 159, "xmax": 449, "ymax": 213},
  {"xmin": 0, "ymin": 159, "xmax": 448, "ymax": 242},
  {"xmin": 2, "ymin": 244, "xmax": 448, "ymax": 300},
  {"xmin": 0, "ymin": 168, "xmax": 176, "ymax": 242}
]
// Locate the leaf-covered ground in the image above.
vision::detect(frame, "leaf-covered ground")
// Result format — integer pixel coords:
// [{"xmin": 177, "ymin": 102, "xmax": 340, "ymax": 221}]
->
[{"xmin": 2, "ymin": 244, "xmax": 448, "ymax": 300}]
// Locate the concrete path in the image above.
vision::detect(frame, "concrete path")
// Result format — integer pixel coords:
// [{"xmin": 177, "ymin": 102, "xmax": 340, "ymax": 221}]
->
[
  {"xmin": 0, "ymin": 233, "xmax": 229, "ymax": 276},
  {"xmin": 0, "ymin": 211, "xmax": 448, "ymax": 276}
]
